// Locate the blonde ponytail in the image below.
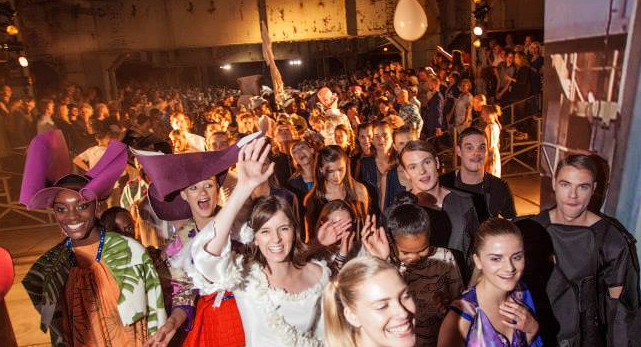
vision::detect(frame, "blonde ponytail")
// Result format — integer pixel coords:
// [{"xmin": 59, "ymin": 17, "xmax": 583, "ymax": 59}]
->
[
  {"xmin": 323, "ymin": 280, "xmax": 357, "ymax": 347},
  {"xmin": 322, "ymin": 256, "xmax": 397, "ymax": 347}
]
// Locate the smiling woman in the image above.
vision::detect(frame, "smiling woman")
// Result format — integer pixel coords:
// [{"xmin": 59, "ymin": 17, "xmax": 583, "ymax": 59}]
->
[
  {"xmin": 20, "ymin": 131, "xmax": 166, "ymax": 347},
  {"xmin": 437, "ymin": 218, "xmax": 542, "ymax": 347},
  {"xmin": 323, "ymin": 256, "xmax": 417, "ymax": 347}
]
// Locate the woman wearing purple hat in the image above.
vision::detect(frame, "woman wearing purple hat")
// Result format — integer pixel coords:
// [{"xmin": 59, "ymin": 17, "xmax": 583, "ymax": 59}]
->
[
  {"xmin": 133, "ymin": 134, "xmax": 264, "ymax": 347},
  {"xmin": 20, "ymin": 130, "xmax": 167, "ymax": 347},
  {"xmin": 187, "ymin": 137, "xmax": 329, "ymax": 347}
]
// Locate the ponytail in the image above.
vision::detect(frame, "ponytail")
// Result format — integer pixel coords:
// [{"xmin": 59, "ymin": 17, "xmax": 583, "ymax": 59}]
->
[
  {"xmin": 323, "ymin": 280, "xmax": 357, "ymax": 347},
  {"xmin": 322, "ymin": 256, "xmax": 398, "ymax": 347}
]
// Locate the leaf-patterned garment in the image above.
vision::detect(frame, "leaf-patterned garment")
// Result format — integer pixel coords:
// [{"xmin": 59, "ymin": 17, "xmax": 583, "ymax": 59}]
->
[
  {"xmin": 22, "ymin": 232, "xmax": 167, "ymax": 347},
  {"xmin": 62, "ymin": 258, "xmax": 148, "ymax": 346}
]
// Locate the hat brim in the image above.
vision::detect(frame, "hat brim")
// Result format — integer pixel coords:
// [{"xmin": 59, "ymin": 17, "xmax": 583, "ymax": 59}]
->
[
  {"xmin": 26, "ymin": 174, "xmax": 95, "ymax": 210},
  {"xmin": 148, "ymin": 183, "xmax": 192, "ymax": 221}
]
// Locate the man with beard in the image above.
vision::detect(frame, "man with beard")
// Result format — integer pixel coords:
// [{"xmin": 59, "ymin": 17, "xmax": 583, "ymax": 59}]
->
[
  {"xmin": 399, "ymin": 140, "xmax": 479, "ymax": 281},
  {"xmin": 440, "ymin": 127, "xmax": 516, "ymax": 222},
  {"xmin": 516, "ymin": 154, "xmax": 640, "ymax": 347}
]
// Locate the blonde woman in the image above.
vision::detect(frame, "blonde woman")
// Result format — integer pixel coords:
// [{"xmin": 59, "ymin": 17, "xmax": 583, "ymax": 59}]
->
[{"xmin": 323, "ymin": 257, "xmax": 416, "ymax": 347}]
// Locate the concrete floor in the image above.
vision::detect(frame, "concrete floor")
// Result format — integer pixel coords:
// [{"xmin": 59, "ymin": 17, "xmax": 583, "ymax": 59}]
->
[{"xmin": 0, "ymin": 173, "xmax": 541, "ymax": 347}]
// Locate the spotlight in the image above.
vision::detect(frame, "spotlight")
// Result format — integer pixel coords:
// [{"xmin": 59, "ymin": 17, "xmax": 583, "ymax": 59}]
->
[
  {"xmin": 18, "ymin": 56, "xmax": 28, "ymax": 67},
  {"xmin": 473, "ymin": 26, "xmax": 483, "ymax": 36},
  {"xmin": 288, "ymin": 59, "xmax": 302, "ymax": 66},
  {"xmin": 6, "ymin": 24, "xmax": 18, "ymax": 36},
  {"xmin": 383, "ymin": 47, "xmax": 388, "ymax": 52},
  {"xmin": 472, "ymin": 39, "xmax": 482, "ymax": 48},
  {"xmin": 219, "ymin": 64, "xmax": 231, "ymax": 70}
]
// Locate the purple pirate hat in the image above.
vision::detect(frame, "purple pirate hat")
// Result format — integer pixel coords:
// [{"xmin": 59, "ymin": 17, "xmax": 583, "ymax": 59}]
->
[
  {"xmin": 133, "ymin": 132, "xmax": 262, "ymax": 221},
  {"xmin": 20, "ymin": 132, "xmax": 128, "ymax": 210}
]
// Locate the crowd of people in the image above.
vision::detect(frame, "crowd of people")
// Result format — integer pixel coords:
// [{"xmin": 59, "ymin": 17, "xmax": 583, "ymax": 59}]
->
[{"xmin": 5, "ymin": 35, "xmax": 641, "ymax": 347}]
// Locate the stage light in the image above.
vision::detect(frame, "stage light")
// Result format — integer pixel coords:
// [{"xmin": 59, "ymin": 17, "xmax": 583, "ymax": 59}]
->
[
  {"xmin": 473, "ymin": 26, "xmax": 483, "ymax": 36},
  {"xmin": 220, "ymin": 64, "xmax": 231, "ymax": 70},
  {"xmin": 18, "ymin": 56, "xmax": 28, "ymax": 67},
  {"xmin": 383, "ymin": 47, "xmax": 388, "ymax": 52},
  {"xmin": 288, "ymin": 59, "xmax": 302, "ymax": 66},
  {"xmin": 6, "ymin": 24, "xmax": 18, "ymax": 36},
  {"xmin": 472, "ymin": 39, "xmax": 481, "ymax": 48}
]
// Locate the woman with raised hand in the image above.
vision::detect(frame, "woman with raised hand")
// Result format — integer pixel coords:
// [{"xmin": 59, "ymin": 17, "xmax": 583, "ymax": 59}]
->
[
  {"xmin": 188, "ymin": 137, "xmax": 329, "ymax": 347},
  {"xmin": 323, "ymin": 256, "xmax": 417, "ymax": 347},
  {"xmin": 438, "ymin": 218, "xmax": 542, "ymax": 347}
]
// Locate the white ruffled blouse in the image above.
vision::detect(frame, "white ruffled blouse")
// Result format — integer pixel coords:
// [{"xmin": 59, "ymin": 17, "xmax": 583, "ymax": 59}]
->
[{"xmin": 188, "ymin": 221, "xmax": 328, "ymax": 347}]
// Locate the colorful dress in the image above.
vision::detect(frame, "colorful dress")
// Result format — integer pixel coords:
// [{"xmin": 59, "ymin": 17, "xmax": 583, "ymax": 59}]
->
[
  {"xmin": 449, "ymin": 282, "xmax": 543, "ymax": 347},
  {"xmin": 22, "ymin": 231, "xmax": 167, "ymax": 347},
  {"xmin": 162, "ymin": 220, "xmax": 245, "ymax": 347}
]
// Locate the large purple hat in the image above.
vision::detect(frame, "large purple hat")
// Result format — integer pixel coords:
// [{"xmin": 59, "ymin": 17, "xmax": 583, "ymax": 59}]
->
[
  {"xmin": 20, "ymin": 131, "xmax": 128, "ymax": 210},
  {"xmin": 133, "ymin": 132, "xmax": 262, "ymax": 221}
]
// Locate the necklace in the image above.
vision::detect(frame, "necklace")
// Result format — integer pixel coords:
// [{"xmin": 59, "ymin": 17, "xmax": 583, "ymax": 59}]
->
[{"xmin": 66, "ymin": 228, "xmax": 106, "ymax": 266}]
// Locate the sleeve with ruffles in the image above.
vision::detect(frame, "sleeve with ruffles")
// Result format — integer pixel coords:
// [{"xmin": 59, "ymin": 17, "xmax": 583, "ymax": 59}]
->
[{"xmin": 187, "ymin": 220, "xmax": 246, "ymax": 295}]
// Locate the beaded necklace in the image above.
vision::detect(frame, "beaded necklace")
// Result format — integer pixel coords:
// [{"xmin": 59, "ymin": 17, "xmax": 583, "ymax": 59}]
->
[{"xmin": 66, "ymin": 228, "xmax": 106, "ymax": 266}]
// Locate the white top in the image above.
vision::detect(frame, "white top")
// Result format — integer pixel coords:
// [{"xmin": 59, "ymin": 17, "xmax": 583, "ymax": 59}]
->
[
  {"xmin": 187, "ymin": 222, "xmax": 328, "ymax": 347},
  {"xmin": 76, "ymin": 145, "xmax": 107, "ymax": 169}
]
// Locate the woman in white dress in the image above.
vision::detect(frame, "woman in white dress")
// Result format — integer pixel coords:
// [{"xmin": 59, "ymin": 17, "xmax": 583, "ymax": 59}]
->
[
  {"xmin": 188, "ymin": 137, "xmax": 329, "ymax": 347},
  {"xmin": 482, "ymin": 105, "xmax": 502, "ymax": 178}
]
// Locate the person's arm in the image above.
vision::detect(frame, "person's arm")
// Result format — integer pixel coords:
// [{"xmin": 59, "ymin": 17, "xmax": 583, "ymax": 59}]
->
[
  {"xmin": 203, "ymin": 138, "xmax": 274, "ymax": 256},
  {"xmin": 437, "ymin": 311, "xmax": 467, "ymax": 347}
]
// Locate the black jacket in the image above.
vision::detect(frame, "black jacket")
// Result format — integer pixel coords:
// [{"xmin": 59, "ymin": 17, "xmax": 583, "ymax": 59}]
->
[{"xmin": 440, "ymin": 171, "xmax": 516, "ymax": 222}]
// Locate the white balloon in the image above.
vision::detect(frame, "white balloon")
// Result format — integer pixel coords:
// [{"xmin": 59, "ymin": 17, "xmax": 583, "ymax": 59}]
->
[{"xmin": 393, "ymin": 0, "xmax": 428, "ymax": 41}]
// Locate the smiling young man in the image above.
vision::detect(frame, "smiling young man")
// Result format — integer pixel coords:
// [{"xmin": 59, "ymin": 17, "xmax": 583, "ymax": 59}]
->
[
  {"xmin": 440, "ymin": 127, "xmax": 516, "ymax": 222},
  {"xmin": 399, "ymin": 140, "xmax": 479, "ymax": 281},
  {"xmin": 516, "ymin": 154, "xmax": 640, "ymax": 347}
]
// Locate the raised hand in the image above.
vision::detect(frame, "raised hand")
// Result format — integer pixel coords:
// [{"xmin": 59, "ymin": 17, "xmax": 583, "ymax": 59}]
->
[
  {"xmin": 360, "ymin": 214, "xmax": 390, "ymax": 261},
  {"xmin": 236, "ymin": 137, "xmax": 274, "ymax": 190},
  {"xmin": 317, "ymin": 218, "xmax": 352, "ymax": 247},
  {"xmin": 499, "ymin": 298, "xmax": 539, "ymax": 336},
  {"xmin": 338, "ymin": 227, "xmax": 355, "ymax": 258}
]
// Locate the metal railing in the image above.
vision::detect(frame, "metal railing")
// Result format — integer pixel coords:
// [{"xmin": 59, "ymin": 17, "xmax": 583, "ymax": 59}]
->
[
  {"xmin": 0, "ymin": 147, "xmax": 56, "ymax": 232},
  {"xmin": 425, "ymin": 93, "xmax": 544, "ymax": 176}
]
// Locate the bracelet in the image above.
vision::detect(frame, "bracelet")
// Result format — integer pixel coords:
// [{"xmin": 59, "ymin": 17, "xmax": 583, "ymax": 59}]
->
[{"xmin": 335, "ymin": 253, "xmax": 348, "ymax": 262}]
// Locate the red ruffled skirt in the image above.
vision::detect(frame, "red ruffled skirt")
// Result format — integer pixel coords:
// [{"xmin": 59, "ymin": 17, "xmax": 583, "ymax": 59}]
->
[{"xmin": 182, "ymin": 291, "xmax": 245, "ymax": 347}]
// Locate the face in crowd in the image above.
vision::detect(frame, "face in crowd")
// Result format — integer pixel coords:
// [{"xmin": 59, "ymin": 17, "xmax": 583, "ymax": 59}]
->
[
  {"xmin": 344, "ymin": 267, "xmax": 417, "ymax": 347},
  {"xmin": 181, "ymin": 178, "xmax": 219, "ymax": 221},
  {"xmin": 473, "ymin": 231, "xmax": 525, "ymax": 293},
  {"xmin": 553, "ymin": 165, "xmax": 596, "ymax": 221},
  {"xmin": 253, "ymin": 210, "xmax": 295, "ymax": 264},
  {"xmin": 53, "ymin": 188, "xmax": 98, "ymax": 242},
  {"xmin": 401, "ymin": 149, "xmax": 439, "ymax": 194},
  {"xmin": 323, "ymin": 157, "xmax": 347, "ymax": 187},
  {"xmin": 457, "ymin": 133, "xmax": 486, "ymax": 174},
  {"xmin": 290, "ymin": 142, "xmax": 314, "ymax": 168}
]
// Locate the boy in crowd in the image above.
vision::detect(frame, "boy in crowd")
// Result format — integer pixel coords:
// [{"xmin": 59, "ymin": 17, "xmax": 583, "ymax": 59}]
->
[
  {"xmin": 399, "ymin": 140, "xmax": 479, "ymax": 281},
  {"xmin": 516, "ymin": 154, "xmax": 640, "ymax": 347},
  {"xmin": 440, "ymin": 127, "xmax": 516, "ymax": 222}
]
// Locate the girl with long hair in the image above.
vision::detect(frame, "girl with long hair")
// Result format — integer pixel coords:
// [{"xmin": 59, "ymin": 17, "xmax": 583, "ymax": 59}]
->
[
  {"xmin": 437, "ymin": 218, "xmax": 542, "ymax": 347},
  {"xmin": 350, "ymin": 122, "xmax": 373, "ymax": 178},
  {"xmin": 188, "ymin": 138, "xmax": 329, "ymax": 347},
  {"xmin": 323, "ymin": 257, "xmax": 417, "ymax": 347},
  {"xmin": 304, "ymin": 145, "xmax": 369, "ymax": 244},
  {"xmin": 358, "ymin": 121, "xmax": 405, "ymax": 212}
]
